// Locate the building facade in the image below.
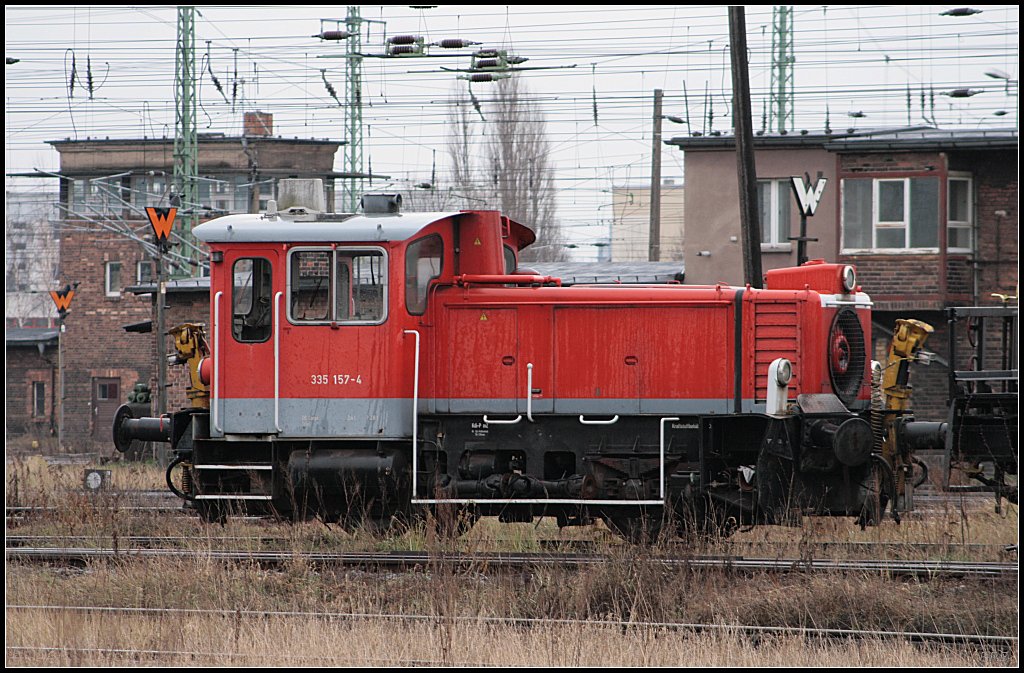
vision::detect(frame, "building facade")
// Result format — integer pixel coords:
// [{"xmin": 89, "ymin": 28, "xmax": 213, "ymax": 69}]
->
[
  {"xmin": 609, "ymin": 180, "xmax": 685, "ymax": 262},
  {"xmin": 669, "ymin": 127, "xmax": 1018, "ymax": 421}
]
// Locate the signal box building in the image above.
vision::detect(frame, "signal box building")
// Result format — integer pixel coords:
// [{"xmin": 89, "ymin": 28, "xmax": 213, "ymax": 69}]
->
[
  {"xmin": 669, "ymin": 127, "xmax": 1018, "ymax": 421},
  {"xmin": 30, "ymin": 112, "xmax": 342, "ymax": 450}
]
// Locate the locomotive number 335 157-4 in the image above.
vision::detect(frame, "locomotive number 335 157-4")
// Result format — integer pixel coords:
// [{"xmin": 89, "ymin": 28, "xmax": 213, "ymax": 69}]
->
[{"xmin": 310, "ymin": 374, "xmax": 364, "ymax": 385}]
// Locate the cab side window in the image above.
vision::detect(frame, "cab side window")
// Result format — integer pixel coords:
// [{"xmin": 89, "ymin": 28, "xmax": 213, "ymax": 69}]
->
[
  {"xmin": 232, "ymin": 257, "xmax": 273, "ymax": 343},
  {"xmin": 503, "ymin": 245, "xmax": 517, "ymax": 274},
  {"xmin": 405, "ymin": 235, "xmax": 443, "ymax": 315},
  {"xmin": 289, "ymin": 247, "xmax": 387, "ymax": 324}
]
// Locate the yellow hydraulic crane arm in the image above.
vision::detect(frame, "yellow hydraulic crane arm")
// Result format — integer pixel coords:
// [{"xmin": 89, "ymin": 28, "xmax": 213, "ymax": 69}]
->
[
  {"xmin": 878, "ymin": 319, "xmax": 935, "ymax": 507},
  {"xmin": 168, "ymin": 323, "xmax": 210, "ymax": 409}
]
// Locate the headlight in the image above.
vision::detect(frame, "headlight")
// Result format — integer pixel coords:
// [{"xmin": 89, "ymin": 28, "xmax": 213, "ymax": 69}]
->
[
  {"xmin": 841, "ymin": 265, "xmax": 857, "ymax": 293},
  {"xmin": 775, "ymin": 358, "xmax": 793, "ymax": 385}
]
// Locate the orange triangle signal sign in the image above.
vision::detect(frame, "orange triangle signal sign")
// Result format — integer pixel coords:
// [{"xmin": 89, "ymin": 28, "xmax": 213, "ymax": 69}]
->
[
  {"xmin": 50, "ymin": 288, "xmax": 75, "ymax": 314},
  {"xmin": 145, "ymin": 207, "xmax": 177, "ymax": 244}
]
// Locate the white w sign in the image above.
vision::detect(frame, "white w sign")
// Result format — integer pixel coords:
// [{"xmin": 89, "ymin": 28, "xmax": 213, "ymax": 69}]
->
[{"xmin": 790, "ymin": 175, "xmax": 828, "ymax": 217}]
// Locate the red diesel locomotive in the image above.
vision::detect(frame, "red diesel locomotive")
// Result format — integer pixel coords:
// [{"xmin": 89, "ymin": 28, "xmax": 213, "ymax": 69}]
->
[{"xmin": 115, "ymin": 188, "xmax": 924, "ymax": 538}]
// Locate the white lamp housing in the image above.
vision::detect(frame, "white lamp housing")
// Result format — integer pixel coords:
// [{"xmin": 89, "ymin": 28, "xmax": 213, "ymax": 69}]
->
[{"xmin": 767, "ymin": 358, "xmax": 793, "ymax": 416}]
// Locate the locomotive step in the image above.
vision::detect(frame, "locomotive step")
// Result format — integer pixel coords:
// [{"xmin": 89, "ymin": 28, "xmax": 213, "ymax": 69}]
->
[{"xmin": 192, "ymin": 464, "xmax": 274, "ymax": 471}]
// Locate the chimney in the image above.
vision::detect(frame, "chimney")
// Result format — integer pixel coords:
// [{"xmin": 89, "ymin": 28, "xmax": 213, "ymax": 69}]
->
[{"xmin": 244, "ymin": 111, "xmax": 273, "ymax": 137}]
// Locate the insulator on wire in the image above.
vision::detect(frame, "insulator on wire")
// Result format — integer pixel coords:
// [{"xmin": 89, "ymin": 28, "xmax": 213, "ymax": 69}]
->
[
  {"xmin": 431, "ymin": 38, "xmax": 481, "ymax": 48},
  {"xmin": 315, "ymin": 30, "xmax": 354, "ymax": 40},
  {"xmin": 387, "ymin": 35, "xmax": 422, "ymax": 45},
  {"xmin": 468, "ymin": 73, "xmax": 499, "ymax": 82},
  {"xmin": 388, "ymin": 45, "xmax": 420, "ymax": 56},
  {"xmin": 944, "ymin": 88, "xmax": 982, "ymax": 98},
  {"xmin": 940, "ymin": 7, "xmax": 982, "ymax": 16},
  {"xmin": 474, "ymin": 58, "xmax": 500, "ymax": 69},
  {"xmin": 86, "ymin": 55, "xmax": 94, "ymax": 98},
  {"xmin": 321, "ymin": 69, "xmax": 341, "ymax": 106}
]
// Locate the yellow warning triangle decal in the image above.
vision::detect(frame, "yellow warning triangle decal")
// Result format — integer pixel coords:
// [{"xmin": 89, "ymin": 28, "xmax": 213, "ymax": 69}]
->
[
  {"xmin": 480, "ymin": 312, "xmax": 488, "ymax": 321},
  {"xmin": 474, "ymin": 237, "xmax": 482, "ymax": 246}
]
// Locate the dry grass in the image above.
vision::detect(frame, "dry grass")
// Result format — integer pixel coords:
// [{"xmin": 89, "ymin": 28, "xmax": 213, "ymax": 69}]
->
[
  {"xmin": 6, "ymin": 456, "xmax": 1018, "ymax": 666},
  {"xmin": 5, "ymin": 552, "xmax": 1018, "ymax": 667},
  {"xmin": 5, "ymin": 612, "xmax": 1016, "ymax": 667},
  {"xmin": 6, "ymin": 456, "xmax": 165, "ymax": 506}
]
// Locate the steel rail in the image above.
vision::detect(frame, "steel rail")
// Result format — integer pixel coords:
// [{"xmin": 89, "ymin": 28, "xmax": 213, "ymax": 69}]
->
[
  {"xmin": 5, "ymin": 547, "xmax": 1017, "ymax": 579},
  {"xmin": 6, "ymin": 604, "xmax": 1018, "ymax": 649}
]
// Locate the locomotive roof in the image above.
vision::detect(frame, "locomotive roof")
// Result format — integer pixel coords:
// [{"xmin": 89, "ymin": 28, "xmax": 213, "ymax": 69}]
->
[{"xmin": 192, "ymin": 211, "xmax": 464, "ymax": 244}]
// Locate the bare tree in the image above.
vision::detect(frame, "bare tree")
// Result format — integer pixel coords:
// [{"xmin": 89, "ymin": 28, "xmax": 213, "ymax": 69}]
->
[
  {"xmin": 5, "ymin": 190, "xmax": 61, "ymax": 325},
  {"xmin": 446, "ymin": 78, "xmax": 568, "ymax": 262}
]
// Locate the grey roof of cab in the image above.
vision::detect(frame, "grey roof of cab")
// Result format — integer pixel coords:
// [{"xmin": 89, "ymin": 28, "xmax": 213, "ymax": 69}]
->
[{"xmin": 192, "ymin": 211, "xmax": 463, "ymax": 243}]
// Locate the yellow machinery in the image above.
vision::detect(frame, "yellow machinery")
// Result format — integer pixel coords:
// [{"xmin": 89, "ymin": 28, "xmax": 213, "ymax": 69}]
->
[{"xmin": 168, "ymin": 323, "xmax": 209, "ymax": 409}]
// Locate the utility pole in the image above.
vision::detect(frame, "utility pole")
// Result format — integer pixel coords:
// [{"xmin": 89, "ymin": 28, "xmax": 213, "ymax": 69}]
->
[
  {"xmin": 174, "ymin": 5, "xmax": 198, "ymax": 274},
  {"xmin": 729, "ymin": 6, "xmax": 763, "ymax": 288},
  {"xmin": 648, "ymin": 88, "xmax": 663, "ymax": 262},
  {"xmin": 344, "ymin": 6, "xmax": 364, "ymax": 213},
  {"xmin": 769, "ymin": 6, "xmax": 794, "ymax": 134},
  {"xmin": 48, "ymin": 285, "xmax": 76, "ymax": 451}
]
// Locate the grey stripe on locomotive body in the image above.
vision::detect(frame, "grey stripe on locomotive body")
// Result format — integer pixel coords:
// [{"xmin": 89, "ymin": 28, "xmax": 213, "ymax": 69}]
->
[{"xmin": 216, "ymin": 397, "xmax": 763, "ymax": 439}]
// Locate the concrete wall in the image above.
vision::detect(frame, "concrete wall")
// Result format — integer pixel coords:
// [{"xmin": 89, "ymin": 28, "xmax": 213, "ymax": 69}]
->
[
  {"xmin": 682, "ymin": 147, "xmax": 838, "ymax": 285},
  {"xmin": 610, "ymin": 183, "xmax": 685, "ymax": 262}
]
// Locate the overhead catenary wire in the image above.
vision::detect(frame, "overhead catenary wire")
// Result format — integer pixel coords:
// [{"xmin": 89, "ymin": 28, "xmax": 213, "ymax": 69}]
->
[{"xmin": 6, "ymin": 5, "xmax": 1019, "ymax": 261}]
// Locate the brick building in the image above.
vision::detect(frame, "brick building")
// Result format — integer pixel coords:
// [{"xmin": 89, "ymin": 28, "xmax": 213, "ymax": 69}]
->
[
  {"xmin": 669, "ymin": 127, "xmax": 1018, "ymax": 420},
  {"xmin": 6, "ymin": 326, "xmax": 59, "ymax": 446},
  {"xmin": 30, "ymin": 112, "xmax": 342, "ymax": 450}
]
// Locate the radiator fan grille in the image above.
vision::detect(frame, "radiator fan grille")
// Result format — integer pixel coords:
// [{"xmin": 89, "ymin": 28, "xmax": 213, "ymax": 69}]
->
[{"xmin": 828, "ymin": 308, "xmax": 867, "ymax": 405}]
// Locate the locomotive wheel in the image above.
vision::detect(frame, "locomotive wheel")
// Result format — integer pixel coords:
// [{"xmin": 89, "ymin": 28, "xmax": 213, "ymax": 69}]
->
[{"xmin": 602, "ymin": 511, "xmax": 665, "ymax": 544}]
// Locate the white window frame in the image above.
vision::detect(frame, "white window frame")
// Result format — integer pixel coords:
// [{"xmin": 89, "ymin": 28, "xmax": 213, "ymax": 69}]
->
[
  {"xmin": 32, "ymin": 381, "xmax": 46, "ymax": 417},
  {"xmin": 947, "ymin": 173, "xmax": 973, "ymax": 253},
  {"xmin": 136, "ymin": 260, "xmax": 155, "ymax": 284},
  {"xmin": 758, "ymin": 179, "xmax": 792, "ymax": 251},
  {"xmin": 105, "ymin": 261, "xmax": 122, "ymax": 298},
  {"xmin": 286, "ymin": 246, "xmax": 389, "ymax": 326},
  {"xmin": 841, "ymin": 176, "xmax": 952, "ymax": 255},
  {"xmin": 873, "ymin": 178, "xmax": 909, "ymax": 249}
]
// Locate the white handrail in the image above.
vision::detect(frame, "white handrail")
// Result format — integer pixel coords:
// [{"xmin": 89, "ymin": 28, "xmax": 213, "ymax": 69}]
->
[
  {"xmin": 579, "ymin": 415, "xmax": 620, "ymax": 425},
  {"xmin": 526, "ymin": 362, "xmax": 535, "ymax": 422},
  {"xmin": 482, "ymin": 414, "xmax": 523, "ymax": 425},
  {"xmin": 659, "ymin": 417, "xmax": 680, "ymax": 500},
  {"xmin": 213, "ymin": 291, "xmax": 223, "ymax": 433},
  {"xmin": 273, "ymin": 291, "xmax": 283, "ymax": 433},
  {"xmin": 403, "ymin": 330, "xmax": 420, "ymax": 501}
]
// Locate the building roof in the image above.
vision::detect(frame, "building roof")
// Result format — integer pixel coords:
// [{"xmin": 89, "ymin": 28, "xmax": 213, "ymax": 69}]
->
[
  {"xmin": 667, "ymin": 125, "xmax": 1018, "ymax": 152},
  {"xmin": 48, "ymin": 135, "xmax": 343, "ymax": 148},
  {"xmin": 823, "ymin": 127, "xmax": 1017, "ymax": 152},
  {"xmin": 6, "ymin": 327, "xmax": 59, "ymax": 345}
]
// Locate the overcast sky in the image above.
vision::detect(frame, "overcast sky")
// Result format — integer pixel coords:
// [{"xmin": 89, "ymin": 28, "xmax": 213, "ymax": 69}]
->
[{"xmin": 5, "ymin": 5, "xmax": 1019, "ymax": 257}]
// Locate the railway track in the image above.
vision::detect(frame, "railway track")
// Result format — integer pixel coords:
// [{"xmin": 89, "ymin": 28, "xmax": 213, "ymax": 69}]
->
[
  {"xmin": 6, "ymin": 546, "xmax": 1017, "ymax": 580},
  {"xmin": 6, "ymin": 534, "xmax": 1017, "ymax": 559},
  {"xmin": 5, "ymin": 604, "xmax": 1018, "ymax": 652}
]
